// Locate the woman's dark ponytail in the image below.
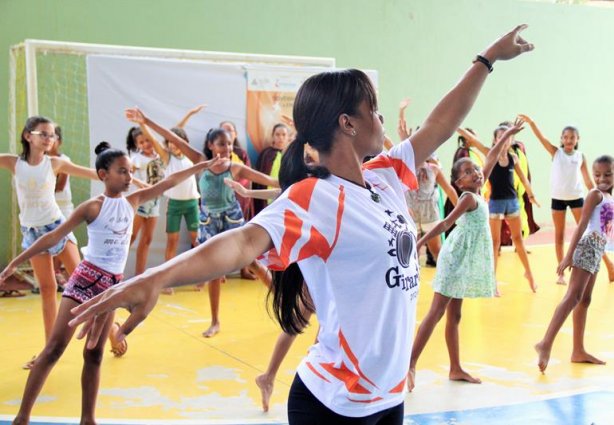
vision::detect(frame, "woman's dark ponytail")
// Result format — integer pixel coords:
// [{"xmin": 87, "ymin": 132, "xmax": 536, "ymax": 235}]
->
[
  {"xmin": 269, "ymin": 264, "xmax": 315, "ymax": 335},
  {"xmin": 279, "ymin": 135, "xmax": 308, "ymax": 191},
  {"xmin": 279, "ymin": 135, "xmax": 330, "ymax": 191},
  {"xmin": 270, "ymin": 69, "xmax": 377, "ymax": 334}
]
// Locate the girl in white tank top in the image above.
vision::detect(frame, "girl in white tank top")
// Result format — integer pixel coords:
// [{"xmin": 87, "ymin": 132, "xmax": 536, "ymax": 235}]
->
[
  {"xmin": 536, "ymin": 155, "xmax": 614, "ymax": 374},
  {"xmin": 0, "ymin": 142, "xmax": 219, "ymax": 425},
  {"xmin": 126, "ymin": 107, "xmax": 204, "ymax": 294},
  {"xmin": 518, "ymin": 115, "xmax": 614, "ymax": 285},
  {"xmin": 0, "ymin": 116, "xmax": 101, "ymax": 365}
]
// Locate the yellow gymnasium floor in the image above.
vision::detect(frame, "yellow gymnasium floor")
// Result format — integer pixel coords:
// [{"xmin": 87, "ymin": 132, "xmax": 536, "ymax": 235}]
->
[{"xmin": 1, "ymin": 245, "xmax": 614, "ymax": 424}]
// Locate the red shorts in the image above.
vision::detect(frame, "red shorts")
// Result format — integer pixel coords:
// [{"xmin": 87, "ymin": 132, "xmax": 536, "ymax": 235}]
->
[{"xmin": 62, "ymin": 261, "xmax": 123, "ymax": 304}]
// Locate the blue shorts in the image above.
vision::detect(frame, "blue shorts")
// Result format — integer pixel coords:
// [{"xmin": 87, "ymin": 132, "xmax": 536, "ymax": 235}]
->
[
  {"xmin": 198, "ymin": 202, "xmax": 244, "ymax": 244},
  {"xmin": 137, "ymin": 196, "xmax": 161, "ymax": 218},
  {"xmin": 20, "ymin": 217, "xmax": 78, "ymax": 256},
  {"xmin": 488, "ymin": 197, "xmax": 520, "ymax": 219}
]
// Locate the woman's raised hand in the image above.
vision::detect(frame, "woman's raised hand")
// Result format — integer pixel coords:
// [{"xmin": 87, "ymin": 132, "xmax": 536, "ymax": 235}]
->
[{"xmin": 482, "ymin": 25, "xmax": 534, "ymax": 62}]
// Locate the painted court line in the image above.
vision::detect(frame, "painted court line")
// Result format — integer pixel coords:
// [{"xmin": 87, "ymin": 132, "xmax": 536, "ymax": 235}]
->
[{"xmin": 3, "ymin": 390, "xmax": 613, "ymax": 424}]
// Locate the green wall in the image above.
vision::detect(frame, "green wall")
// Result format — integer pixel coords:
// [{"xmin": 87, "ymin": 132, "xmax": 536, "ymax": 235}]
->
[{"xmin": 1, "ymin": 0, "xmax": 614, "ymax": 265}]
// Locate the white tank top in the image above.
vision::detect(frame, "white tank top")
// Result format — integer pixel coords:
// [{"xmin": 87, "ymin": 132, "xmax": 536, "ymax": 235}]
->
[
  {"xmin": 163, "ymin": 154, "xmax": 200, "ymax": 200},
  {"xmin": 551, "ymin": 148, "xmax": 584, "ymax": 200},
  {"xmin": 84, "ymin": 195, "xmax": 134, "ymax": 274},
  {"xmin": 54, "ymin": 153, "xmax": 74, "ymax": 218},
  {"xmin": 14, "ymin": 155, "xmax": 63, "ymax": 227},
  {"xmin": 584, "ymin": 193, "xmax": 614, "ymax": 252}
]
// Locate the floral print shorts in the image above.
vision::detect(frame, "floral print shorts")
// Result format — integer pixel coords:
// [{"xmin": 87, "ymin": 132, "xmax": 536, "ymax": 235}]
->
[{"xmin": 572, "ymin": 231, "xmax": 606, "ymax": 274}]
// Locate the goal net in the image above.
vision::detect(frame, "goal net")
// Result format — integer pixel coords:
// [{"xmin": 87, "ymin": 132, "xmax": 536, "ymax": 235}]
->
[{"xmin": 8, "ymin": 39, "xmax": 335, "ymax": 264}]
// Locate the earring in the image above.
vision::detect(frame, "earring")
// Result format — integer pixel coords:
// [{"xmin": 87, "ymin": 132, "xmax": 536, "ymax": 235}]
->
[{"xmin": 351, "ymin": 130, "xmax": 357, "ymax": 136}]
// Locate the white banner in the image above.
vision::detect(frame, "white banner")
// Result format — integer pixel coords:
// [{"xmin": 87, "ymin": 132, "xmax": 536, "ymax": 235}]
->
[{"xmin": 87, "ymin": 55, "xmax": 247, "ymax": 276}]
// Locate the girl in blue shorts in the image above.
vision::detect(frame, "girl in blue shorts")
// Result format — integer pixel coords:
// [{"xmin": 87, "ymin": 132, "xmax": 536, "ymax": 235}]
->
[
  {"xmin": 0, "ymin": 116, "xmax": 100, "ymax": 366},
  {"xmin": 127, "ymin": 107, "xmax": 278, "ymax": 337}
]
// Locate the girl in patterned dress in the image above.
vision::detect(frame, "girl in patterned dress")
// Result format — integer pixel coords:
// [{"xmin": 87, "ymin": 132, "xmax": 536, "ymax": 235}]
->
[
  {"xmin": 408, "ymin": 120, "xmax": 525, "ymax": 391},
  {"xmin": 535, "ymin": 155, "xmax": 614, "ymax": 373}
]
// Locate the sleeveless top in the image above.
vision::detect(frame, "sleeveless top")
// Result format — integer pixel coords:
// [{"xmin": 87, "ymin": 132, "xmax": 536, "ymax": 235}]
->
[
  {"xmin": 14, "ymin": 155, "xmax": 63, "ymax": 227},
  {"xmin": 488, "ymin": 153, "xmax": 516, "ymax": 200},
  {"xmin": 198, "ymin": 165, "xmax": 237, "ymax": 214},
  {"xmin": 584, "ymin": 193, "xmax": 614, "ymax": 252},
  {"xmin": 84, "ymin": 195, "xmax": 134, "ymax": 274},
  {"xmin": 551, "ymin": 148, "xmax": 584, "ymax": 200},
  {"xmin": 54, "ymin": 153, "xmax": 74, "ymax": 218},
  {"xmin": 163, "ymin": 154, "xmax": 200, "ymax": 200}
]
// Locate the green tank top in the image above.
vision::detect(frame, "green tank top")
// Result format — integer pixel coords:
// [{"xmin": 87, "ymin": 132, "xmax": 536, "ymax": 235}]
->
[{"xmin": 198, "ymin": 166, "xmax": 237, "ymax": 214}]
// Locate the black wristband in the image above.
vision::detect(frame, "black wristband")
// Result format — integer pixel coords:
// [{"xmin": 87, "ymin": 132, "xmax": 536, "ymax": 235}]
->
[{"xmin": 473, "ymin": 55, "xmax": 493, "ymax": 73}]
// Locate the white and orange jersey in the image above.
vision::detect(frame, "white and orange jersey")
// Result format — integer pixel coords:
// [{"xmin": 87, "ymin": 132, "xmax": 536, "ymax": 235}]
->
[{"xmin": 252, "ymin": 140, "xmax": 420, "ymax": 417}]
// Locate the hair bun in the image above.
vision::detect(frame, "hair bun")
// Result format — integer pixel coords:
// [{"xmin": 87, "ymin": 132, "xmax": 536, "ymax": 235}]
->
[{"xmin": 95, "ymin": 141, "xmax": 112, "ymax": 155}]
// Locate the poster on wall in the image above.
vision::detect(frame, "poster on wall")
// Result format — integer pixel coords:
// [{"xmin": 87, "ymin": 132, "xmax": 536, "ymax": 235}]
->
[
  {"xmin": 245, "ymin": 67, "xmax": 319, "ymax": 164},
  {"xmin": 245, "ymin": 66, "xmax": 378, "ymax": 164},
  {"xmin": 87, "ymin": 55, "xmax": 247, "ymax": 276}
]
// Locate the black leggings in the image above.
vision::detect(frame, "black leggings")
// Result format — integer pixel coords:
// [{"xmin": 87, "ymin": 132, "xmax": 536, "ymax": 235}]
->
[{"xmin": 287, "ymin": 374, "xmax": 404, "ymax": 425}]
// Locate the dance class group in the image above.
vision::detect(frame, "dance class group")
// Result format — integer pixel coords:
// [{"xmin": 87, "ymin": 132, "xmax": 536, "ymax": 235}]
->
[{"xmin": 1, "ymin": 25, "xmax": 613, "ymax": 424}]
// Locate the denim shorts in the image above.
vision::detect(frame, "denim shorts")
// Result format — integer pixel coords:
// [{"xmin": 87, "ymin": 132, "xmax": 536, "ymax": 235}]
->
[
  {"xmin": 488, "ymin": 197, "xmax": 520, "ymax": 219},
  {"xmin": 198, "ymin": 202, "xmax": 245, "ymax": 243},
  {"xmin": 20, "ymin": 217, "xmax": 78, "ymax": 256},
  {"xmin": 137, "ymin": 196, "xmax": 161, "ymax": 218}
]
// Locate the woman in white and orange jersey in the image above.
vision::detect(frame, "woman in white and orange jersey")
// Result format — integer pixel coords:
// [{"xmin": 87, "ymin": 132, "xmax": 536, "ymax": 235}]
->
[{"xmin": 69, "ymin": 26, "xmax": 534, "ymax": 424}]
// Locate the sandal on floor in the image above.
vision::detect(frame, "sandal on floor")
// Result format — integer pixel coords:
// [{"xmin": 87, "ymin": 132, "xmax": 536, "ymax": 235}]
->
[
  {"xmin": 109, "ymin": 322, "xmax": 128, "ymax": 357},
  {"xmin": 1, "ymin": 290, "xmax": 25, "ymax": 298}
]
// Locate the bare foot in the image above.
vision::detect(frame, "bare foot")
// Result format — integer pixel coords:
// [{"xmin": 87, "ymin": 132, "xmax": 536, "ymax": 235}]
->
[
  {"xmin": 202, "ymin": 323, "xmax": 220, "ymax": 338},
  {"xmin": 407, "ymin": 368, "xmax": 416, "ymax": 392},
  {"xmin": 494, "ymin": 283, "xmax": 502, "ymax": 297},
  {"xmin": 449, "ymin": 368, "xmax": 481, "ymax": 384},
  {"xmin": 240, "ymin": 267, "xmax": 257, "ymax": 280},
  {"xmin": 525, "ymin": 272, "xmax": 537, "ymax": 293},
  {"xmin": 534, "ymin": 341, "xmax": 551, "ymax": 373},
  {"xmin": 109, "ymin": 322, "xmax": 128, "ymax": 357},
  {"xmin": 161, "ymin": 287, "xmax": 174, "ymax": 295},
  {"xmin": 608, "ymin": 269, "xmax": 614, "ymax": 283},
  {"xmin": 556, "ymin": 274, "xmax": 566, "ymax": 285},
  {"xmin": 255, "ymin": 373, "xmax": 274, "ymax": 412},
  {"xmin": 571, "ymin": 351, "xmax": 606, "ymax": 365}
]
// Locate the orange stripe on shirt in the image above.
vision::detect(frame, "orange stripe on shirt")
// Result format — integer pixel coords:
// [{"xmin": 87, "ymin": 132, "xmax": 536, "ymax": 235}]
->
[
  {"xmin": 338, "ymin": 330, "xmax": 377, "ymax": 388},
  {"xmin": 306, "ymin": 361, "xmax": 331, "ymax": 383},
  {"xmin": 388, "ymin": 377, "xmax": 406, "ymax": 394},
  {"xmin": 260, "ymin": 249, "xmax": 285, "ymax": 271},
  {"xmin": 363, "ymin": 155, "xmax": 418, "ymax": 190},
  {"xmin": 320, "ymin": 362, "xmax": 372, "ymax": 394},
  {"xmin": 288, "ymin": 177, "xmax": 318, "ymax": 211},
  {"xmin": 347, "ymin": 396, "xmax": 384, "ymax": 404},
  {"xmin": 296, "ymin": 186, "xmax": 345, "ymax": 262},
  {"xmin": 277, "ymin": 210, "xmax": 304, "ymax": 268}
]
